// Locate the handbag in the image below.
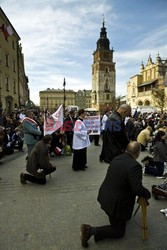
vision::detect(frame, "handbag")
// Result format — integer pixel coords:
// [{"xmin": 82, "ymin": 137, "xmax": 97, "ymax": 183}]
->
[{"xmin": 54, "ymin": 146, "xmax": 62, "ymax": 155}]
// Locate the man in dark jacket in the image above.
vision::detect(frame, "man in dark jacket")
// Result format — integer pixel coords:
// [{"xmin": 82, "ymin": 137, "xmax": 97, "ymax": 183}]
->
[
  {"xmin": 64, "ymin": 110, "xmax": 76, "ymax": 151},
  {"xmin": 100, "ymin": 104, "xmax": 131, "ymax": 163},
  {"xmin": 81, "ymin": 141, "xmax": 151, "ymax": 248},
  {"xmin": 20, "ymin": 135, "xmax": 56, "ymax": 185}
]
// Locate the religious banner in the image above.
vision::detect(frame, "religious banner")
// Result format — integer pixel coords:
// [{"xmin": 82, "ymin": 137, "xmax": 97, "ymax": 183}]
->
[
  {"xmin": 44, "ymin": 105, "xmax": 64, "ymax": 135},
  {"xmin": 83, "ymin": 115, "xmax": 101, "ymax": 135}
]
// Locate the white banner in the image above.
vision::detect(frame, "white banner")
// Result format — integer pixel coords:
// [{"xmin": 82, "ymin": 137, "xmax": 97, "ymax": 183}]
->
[
  {"xmin": 84, "ymin": 115, "xmax": 101, "ymax": 135},
  {"xmin": 44, "ymin": 105, "xmax": 64, "ymax": 135}
]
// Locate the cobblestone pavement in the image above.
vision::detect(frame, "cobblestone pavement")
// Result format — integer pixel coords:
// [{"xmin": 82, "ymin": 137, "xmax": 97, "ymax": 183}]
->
[{"xmin": 0, "ymin": 143, "xmax": 167, "ymax": 250}]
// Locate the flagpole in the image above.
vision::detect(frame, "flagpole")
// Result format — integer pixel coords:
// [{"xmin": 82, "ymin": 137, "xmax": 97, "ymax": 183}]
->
[{"xmin": 63, "ymin": 78, "xmax": 66, "ymax": 114}]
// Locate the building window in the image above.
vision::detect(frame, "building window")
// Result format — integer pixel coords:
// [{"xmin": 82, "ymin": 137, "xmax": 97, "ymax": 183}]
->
[
  {"xmin": 6, "ymin": 77, "xmax": 9, "ymax": 91},
  {"xmin": 0, "ymin": 47, "xmax": 2, "ymax": 62},
  {"xmin": 106, "ymin": 94, "xmax": 110, "ymax": 100},
  {"xmin": 95, "ymin": 93, "xmax": 97, "ymax": 102},
  {"xmin": 105, "ymin": 67, "xmax": 109, "ymax": 73},
  {"xmin": 13, "ymin": 80, "xmax": 16, "ymax": 94},
  {"xmin": 138, "ymin": 101, "xmax": 143, "ymax": 106},
  {"xmin": 0, "ymin": 72, "xmax": 2, "ymax": 89},
  {"xmin": 5, "ymin": 53, "xmax": 9, "ymax": 67},
  {"xmin": 132, "ymin": 87, "xmax": 135, "ymax": 95},
  {"xmin": 145, "ymin": 85, "xmax": 151, "ymax": 91},
  {"xmin": 12, "ymin": 41, "xmax": 15, "ymax": 50},
  {"xmin": 145, "ymin": 100, "xmax": 150, "ymax": 106},
  {"xmin": 13, "ymin": 60, "xmax": 16, "ymax": 72}
]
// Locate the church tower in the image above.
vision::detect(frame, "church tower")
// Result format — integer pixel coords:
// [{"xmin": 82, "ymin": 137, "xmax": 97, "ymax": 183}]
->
[{"xmin": 92, "ymin": 19, "xmax": 115, "ymax": 111}]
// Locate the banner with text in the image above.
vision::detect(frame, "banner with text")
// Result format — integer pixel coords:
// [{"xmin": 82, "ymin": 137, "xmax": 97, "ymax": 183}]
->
[
  {"xmin": 84, "ymin": 115, "xmax": 101, "ymax": 135},
  {"xmin": 44, "ymin": 105, "xmax": 64, "ymax": 135}
]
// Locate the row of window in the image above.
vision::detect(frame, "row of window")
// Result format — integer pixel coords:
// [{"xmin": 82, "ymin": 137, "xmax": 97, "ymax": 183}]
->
[
  {"xmin": 0, "ymin": 73, "xmax": 17, "ymax": 93},
  {"xmin": 143, "ymin": 69, "xmax": 156, "ymax": 82},
  {"xmin": 40, "ymin": 95, "xmax": 76, "ymax": 99},
  {"xmin": 41, "ymin": 100, "xmax": 75, "ymax": 105},
  {"xmin": 94, "ymin": 93, "xmax": 110, "ymax": 101},
  {"xmin": 0, "ymin": 48, "xmax": 16, "ymax": 72}
]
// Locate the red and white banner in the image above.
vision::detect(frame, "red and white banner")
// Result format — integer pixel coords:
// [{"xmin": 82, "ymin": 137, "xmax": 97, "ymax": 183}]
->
[
  {"xmin": 44, "ymin": 105, "xmax": 64, "ymax": 135},
  {"xmin": 0, "ymin": 23, "xmax": 13, "ymax": 40}
]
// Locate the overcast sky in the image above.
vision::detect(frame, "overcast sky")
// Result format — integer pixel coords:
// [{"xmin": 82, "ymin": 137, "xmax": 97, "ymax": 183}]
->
[{"xmin": 1, "ymin": 0, "xmax": 167, "ymax": 105}]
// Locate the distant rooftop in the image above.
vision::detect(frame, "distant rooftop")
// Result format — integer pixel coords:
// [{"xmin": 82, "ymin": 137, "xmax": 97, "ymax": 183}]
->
[{"xmin": 40, "ymin": 88, "xmax": 75, "ymax": 92}]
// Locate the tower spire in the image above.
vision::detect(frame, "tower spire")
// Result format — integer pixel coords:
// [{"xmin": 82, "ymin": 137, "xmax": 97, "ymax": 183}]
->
[{"xmin": 102, "ymin": 14, "xmax": 105, "ymax": 27}]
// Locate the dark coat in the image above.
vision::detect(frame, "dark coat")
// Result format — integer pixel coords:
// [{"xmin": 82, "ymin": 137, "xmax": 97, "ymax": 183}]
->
[
  {"xmin": 26, "ymin": 140, "xmax": 53, "ymax": 178},
  {"xmin": 97, "ymin": 153, "xmax": 151, "ymax": 220},
  {"xmin": 126, "ymin": 119, "xmax": 134, "ymax": 139},
  {"xmin": 130, "ymin": 126, "xmax": 143, "ymax": 141},
  {"xmin": 153, "ymin": 141, "xmax": 167, "ymax": 162},
  {"xmin": 64, "ymin": 115, "xmax": 76, "ymax": 133},
  {"xmin": 101, "ymin": 111, "xmax": 129, "ymax": 163}
]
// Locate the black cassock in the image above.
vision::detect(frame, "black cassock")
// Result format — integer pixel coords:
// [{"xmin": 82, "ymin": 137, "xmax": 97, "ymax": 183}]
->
[{"xmin": 100, "ymin": 111, "xmax": 129, "ymax": 163}]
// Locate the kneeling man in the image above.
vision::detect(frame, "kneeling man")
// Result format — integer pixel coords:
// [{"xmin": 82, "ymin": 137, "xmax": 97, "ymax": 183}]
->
[
  {"xmin": 20, "ymin": 135, "xmax": 56, "ymax": 185},
  {"xmin": 80, "ymin": 141, "xmax": 151, "ymax": 247}
]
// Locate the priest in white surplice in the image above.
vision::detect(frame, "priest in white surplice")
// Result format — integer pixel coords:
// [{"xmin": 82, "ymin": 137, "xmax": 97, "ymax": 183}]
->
[{"xmin": 72, "ymin": 109, "xmax": 91, "ymax": 171}]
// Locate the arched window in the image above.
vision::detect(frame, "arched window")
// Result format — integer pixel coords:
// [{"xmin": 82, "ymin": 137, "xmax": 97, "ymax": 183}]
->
[
  {"xmin": 145, "ymin": 100, "xmax": 150, "ymax": 106},
  {"xmin": 138, "ymin": 101, "xmax": 143, "ymax": 106},
  {"xmin": 105, "ymin": 67, "xmax": 109, "ymax": 73},
  {"xmin": 104, "ymin": 77, "xmax": 109, "ymax": 90}
]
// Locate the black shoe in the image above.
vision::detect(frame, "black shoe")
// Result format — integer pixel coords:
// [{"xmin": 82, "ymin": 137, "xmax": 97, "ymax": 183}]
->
[
  {"xmin": 20, "ymin": 173, "xmax": 27, "ymax": 185},
  {"xmin": 80, "ymin": 224, "xmax": 92, "ymax": 248},
  {"xmin": 84, "ymin": 165, "xmax": 88, "ymax": 168},
  {"xmin": 99, "ymin": 156, "xmax": 103, "ymax": 162},
  {"xmin": 141, "ymin": 156, "xmax": 152, "ymax": 163}
]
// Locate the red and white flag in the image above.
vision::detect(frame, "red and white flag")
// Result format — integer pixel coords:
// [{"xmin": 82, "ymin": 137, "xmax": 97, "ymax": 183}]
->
[
  {"xmin": 0, "ymin": 23, "xmax": 13, "ymax": 40},
  {"xmin": 44, "ymin": 105, "xmax": 64, "ymax": 135}
]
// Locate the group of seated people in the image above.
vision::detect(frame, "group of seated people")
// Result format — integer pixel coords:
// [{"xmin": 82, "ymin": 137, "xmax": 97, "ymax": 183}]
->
[
  {"xmin": 141, "ymin": 129, "xmax": 167, "ymax": 177},
  {"xmin": 0, "ymin": 126, "xmax": 24, "ymax": 160},
  {"xmin": 126, "ymin": 114, "xmax": 167, "ymax": 178}
]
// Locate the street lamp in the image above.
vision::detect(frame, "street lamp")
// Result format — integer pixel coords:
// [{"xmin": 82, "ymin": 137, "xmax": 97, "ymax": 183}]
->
[{"xmin": 63, "ymin": 78, "xmax": 66, "ymax": 112}]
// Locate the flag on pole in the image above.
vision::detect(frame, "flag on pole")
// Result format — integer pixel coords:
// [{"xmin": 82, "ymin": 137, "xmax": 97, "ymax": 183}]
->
[
  {"xmin": 44, "ymin": 105, "xmax": 64, "ymax": 135},
  {"xmin": 0, "ymin": 23, "xmax": 13, "ymax": 40}
]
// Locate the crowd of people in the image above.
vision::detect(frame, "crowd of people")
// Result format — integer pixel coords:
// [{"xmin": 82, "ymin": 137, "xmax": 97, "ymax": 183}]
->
[
  {"xmin": 0, "ymin": 106, "xmax": 167, "ymax": 181},
  {"xmin": 0, "ymin": 105, "xmax": 167, "ymax": 248}
]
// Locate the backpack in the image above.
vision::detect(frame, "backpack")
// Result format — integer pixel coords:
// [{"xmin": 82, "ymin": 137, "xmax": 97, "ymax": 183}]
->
[{"xmin": 64, "ymin": 145, "xmax": 71, "ymax": 156}]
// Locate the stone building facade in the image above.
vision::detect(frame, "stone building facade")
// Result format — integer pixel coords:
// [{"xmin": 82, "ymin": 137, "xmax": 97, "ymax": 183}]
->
[
  {"xmin": 127, "ymin": 54, "xmax": 167, "ymax": 110},
  {"xmin": 40, "ymin": 88, "xmax": 91, "ymax": 112},
  {"xmin": 39, "ymin": 88, "xmax": 76, "ymax": 112},
  {"xmin": 91, "ymin": 20, "xmax": 116, "ymax": 111},
  {"xmin": 84, "ymin": 90, "xmax": 92, "ymax": 108},
  {"xmin": 0, "ymin": 7, "xmax": 29, "ymax": 114}
]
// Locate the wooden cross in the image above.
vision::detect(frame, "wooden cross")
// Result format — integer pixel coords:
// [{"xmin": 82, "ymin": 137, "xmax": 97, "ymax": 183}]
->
[{"xmin": 134, "ymin": 197, "xmax": 149, "ymax": 240}]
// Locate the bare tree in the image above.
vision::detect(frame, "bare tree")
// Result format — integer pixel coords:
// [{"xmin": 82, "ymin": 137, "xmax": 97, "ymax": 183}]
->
[
  {"xmin": 111, "ymin": 95, "xmax": 124, "ymax": 110},
  {"xmin": 152, "ymin": 88, "xmax": 166, "ymax": 113}
]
